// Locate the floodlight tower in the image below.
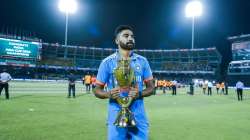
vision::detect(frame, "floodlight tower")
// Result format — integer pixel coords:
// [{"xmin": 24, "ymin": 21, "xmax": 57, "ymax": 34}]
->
[
  {"xmin": 185, "ymin": 0, "xmax": 203, "ymax": 49},
  {"xmin": 58, "ymin": 0, "xmax": 77, "ymax": 58}
]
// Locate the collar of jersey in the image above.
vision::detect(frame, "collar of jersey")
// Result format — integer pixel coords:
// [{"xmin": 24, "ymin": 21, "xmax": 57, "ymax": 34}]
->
[{"xmin": 115, "ymin": 50, "xmax": 137, "ymax": 61}]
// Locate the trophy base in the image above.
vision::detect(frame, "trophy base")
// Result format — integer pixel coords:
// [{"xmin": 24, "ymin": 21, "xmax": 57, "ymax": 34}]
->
[{"xmin": 114, "ymin": 108, "xmax": 136, "ymax": 128}]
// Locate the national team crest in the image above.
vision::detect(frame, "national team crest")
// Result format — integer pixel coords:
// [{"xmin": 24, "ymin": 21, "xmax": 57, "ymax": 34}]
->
[{"xmin": 135, "ymin": 64, "xmax": 141, "ymax": 72}]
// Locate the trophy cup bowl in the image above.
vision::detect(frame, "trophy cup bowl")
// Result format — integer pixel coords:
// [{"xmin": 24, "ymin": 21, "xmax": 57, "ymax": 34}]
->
[{"xmin": 113, "ymin": 59, "xmax": 136, "ymax": 127}]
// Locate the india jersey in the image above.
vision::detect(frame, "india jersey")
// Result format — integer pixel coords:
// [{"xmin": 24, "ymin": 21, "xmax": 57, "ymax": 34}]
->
[{"xmin": 96, "ymin": 52, "xmax": 153, "ymax": 125}]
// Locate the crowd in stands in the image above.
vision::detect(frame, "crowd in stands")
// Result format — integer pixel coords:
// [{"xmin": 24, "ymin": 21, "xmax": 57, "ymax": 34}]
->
[
  {"xmin": 0, "ymin": 35, "xmax": 221, "ymax": 82},
  {"xmin": 0, "ymin": 65, "xmax": 95, "ymax": 80},
  {"xmin": 162, "ymin": 62, "xmax": 213, "ymax": 71}
]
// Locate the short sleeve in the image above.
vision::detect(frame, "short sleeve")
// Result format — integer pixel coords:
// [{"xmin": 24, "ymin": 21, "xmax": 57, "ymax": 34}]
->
[
  {"xmin": 96, "ymin": 60, "xmax": 109, "ymax": 85},
  {"xmin": 143, "ymin": 58, "xmax": 153, "ymax": 80}
]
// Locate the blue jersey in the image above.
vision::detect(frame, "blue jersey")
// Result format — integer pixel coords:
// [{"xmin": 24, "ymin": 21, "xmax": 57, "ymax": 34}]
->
[{"xmin": 96, "ymin": 52, "xmax": 153, "ymax": 126}]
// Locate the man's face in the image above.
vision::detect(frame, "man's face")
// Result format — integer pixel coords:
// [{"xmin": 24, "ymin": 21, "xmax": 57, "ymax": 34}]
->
[{"xmin": 116, "ymin": 29, "xmax": 135, "ymax": 50}]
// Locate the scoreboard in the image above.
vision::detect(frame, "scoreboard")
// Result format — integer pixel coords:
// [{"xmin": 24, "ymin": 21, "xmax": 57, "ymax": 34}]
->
[
  {"xmin": 0, "ymin": 38, "xmax": 41, "ymax": 60},
  {"xmin": 232, "ymin": 41, "xmax": 250, "ymax": 61}
]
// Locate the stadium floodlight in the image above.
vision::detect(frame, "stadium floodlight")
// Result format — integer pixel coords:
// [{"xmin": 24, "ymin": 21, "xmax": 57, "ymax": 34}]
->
[
  {"xmin": 185, "ymin": 0, "xmax": 203, "ymax": 49},
  {"xmin": 58, "ymin": 0, "xmax": 78, "ymax": 58},
  {"xmin": 58, "ymin": 0, "xmax": 77, "ymax": 14}
]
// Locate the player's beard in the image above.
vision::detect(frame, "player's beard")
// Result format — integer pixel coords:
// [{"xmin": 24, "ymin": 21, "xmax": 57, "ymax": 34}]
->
[{"xmin": 120, "ymin": 41, "xmax": 134, "ymax": 50}]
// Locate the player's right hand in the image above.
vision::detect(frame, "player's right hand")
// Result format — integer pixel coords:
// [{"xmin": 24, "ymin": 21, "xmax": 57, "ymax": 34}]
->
[{"xmin": 108, "ymin": 87, "xmax": 120, "ymax": 99}]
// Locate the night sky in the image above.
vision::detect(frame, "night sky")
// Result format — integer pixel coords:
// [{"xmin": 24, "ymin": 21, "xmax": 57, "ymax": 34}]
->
[{"xmin": 1, "ymin": 0, "xmax": 250, "ymax": 75}]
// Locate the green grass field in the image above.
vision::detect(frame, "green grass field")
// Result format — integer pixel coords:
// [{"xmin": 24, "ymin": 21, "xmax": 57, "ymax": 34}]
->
[{"xmin": 1, "ymin": 81, "xmax": 250, "ymax": 140}]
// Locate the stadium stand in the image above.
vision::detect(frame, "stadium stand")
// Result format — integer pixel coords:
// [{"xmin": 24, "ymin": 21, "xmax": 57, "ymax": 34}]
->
[
  {"xmin": 0, "ymin": 34, "xmax": 222, "ymax": 83},
  {"xmin": 135, "ymin": 48, "xmax": 221, "ymax": 83},
  {"xmin": 228, "ymin": 34, "xmax": 250, "ymax": 86}
]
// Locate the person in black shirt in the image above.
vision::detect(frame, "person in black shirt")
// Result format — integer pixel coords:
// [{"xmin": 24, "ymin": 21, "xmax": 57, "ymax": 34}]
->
[
  {"xmin": 68, "ymin": 72, "xmax": 76, "ymax": 98},
  {"xmin": 189, "ymin": 82, "xmax": 194, "ymax": 95},
  {"xmin": 225, "ymin": 82, "xmax": 228, "ymax": 95}
]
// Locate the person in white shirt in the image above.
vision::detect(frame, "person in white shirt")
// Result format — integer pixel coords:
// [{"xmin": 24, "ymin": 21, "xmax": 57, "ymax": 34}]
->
[
  {"xmin": 207, "ymin": 81, "xmax": 213, "ymax": 96},
  {"xmin": 0, "ymin": 69, "xmax": 12, "ymax": 99},
  {"xmin": 235, "ymin": 81, "xmax": 244, "ymax": 101}
]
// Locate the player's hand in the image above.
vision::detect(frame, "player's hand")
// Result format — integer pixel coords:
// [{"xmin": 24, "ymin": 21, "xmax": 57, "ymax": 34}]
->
[
  {"xmin": 129, "ymin": 87, "xmax": 139, "ymax": 99},
  {"xmin": 108, "ymin": 87, "xmax": 120, "ymax": 99}
]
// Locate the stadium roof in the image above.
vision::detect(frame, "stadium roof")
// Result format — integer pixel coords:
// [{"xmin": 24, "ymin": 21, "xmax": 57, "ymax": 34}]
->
[{"xmin": 228, "ymin": 34, "xmax": 250, "ymax": 42}]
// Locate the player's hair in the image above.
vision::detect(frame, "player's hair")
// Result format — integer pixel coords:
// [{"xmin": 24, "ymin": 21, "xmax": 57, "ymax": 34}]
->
[{"xmin": 114, "ymin": 25, "xmax": 133, "ymax": 37}]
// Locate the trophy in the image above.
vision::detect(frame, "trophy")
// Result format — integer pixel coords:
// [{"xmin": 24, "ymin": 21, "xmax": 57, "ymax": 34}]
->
[{"xmin": 113, "ymin": 58, "xmax": 136, "ymax": 127}]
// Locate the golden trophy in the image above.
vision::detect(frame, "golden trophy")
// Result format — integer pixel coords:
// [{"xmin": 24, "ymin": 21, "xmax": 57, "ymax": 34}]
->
[{"xmin": 113, "ymin": 58, "xmax": 136, "ymax": 127}]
